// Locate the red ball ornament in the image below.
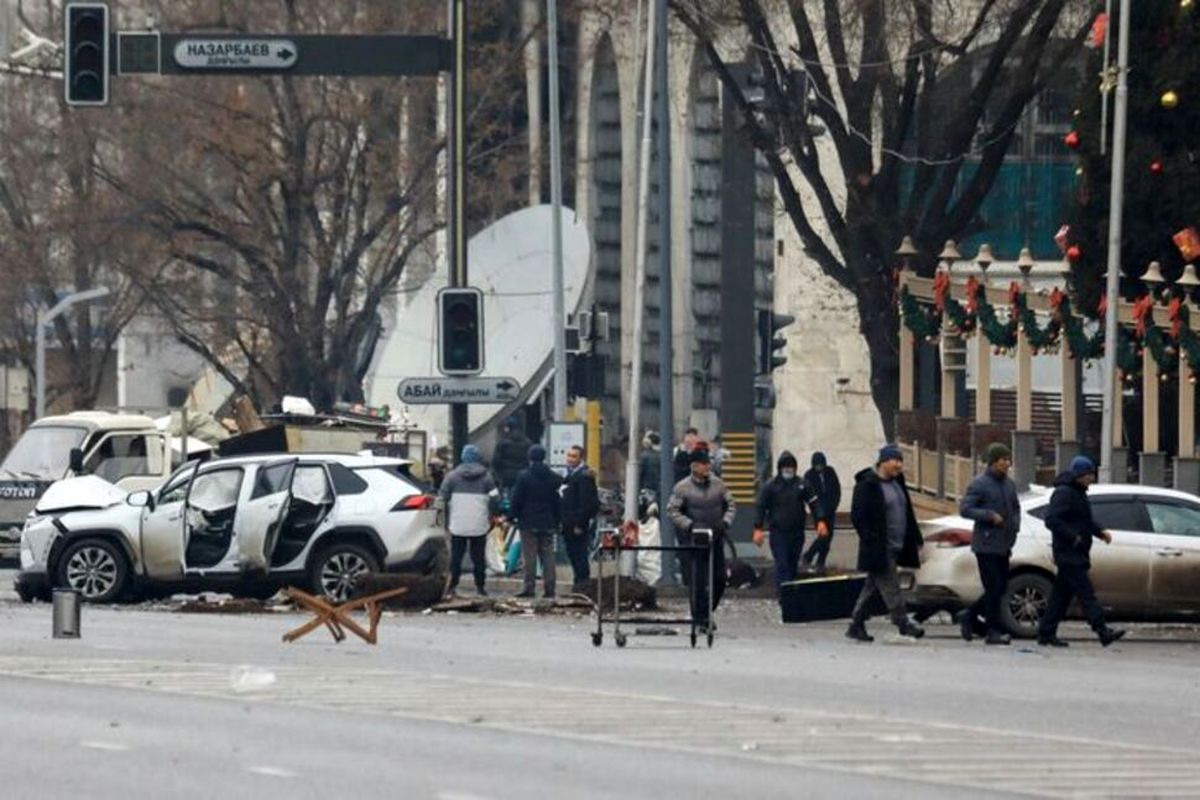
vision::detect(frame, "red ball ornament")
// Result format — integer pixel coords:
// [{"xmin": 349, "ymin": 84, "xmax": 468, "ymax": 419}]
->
[
  {"xmin": 1064, "ymin": 130, "xmax": 1081, "ymax": 150},
  {"xmin": 1066, "ymin": 245, "xmax": 1082, "ymax": 262},
  {"xmin": 1150, "ymin": 159, "xmax": 1163, "ymax": 175}
]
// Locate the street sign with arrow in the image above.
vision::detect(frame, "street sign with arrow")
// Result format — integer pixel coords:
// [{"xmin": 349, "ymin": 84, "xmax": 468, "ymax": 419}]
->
[
  {"xmin": 174, "ymin": 38, "xmax": 298, "ymax": 70},
  {"xmin": 397, "ymin": 376, "xmax": 521, "ymax": 405}
]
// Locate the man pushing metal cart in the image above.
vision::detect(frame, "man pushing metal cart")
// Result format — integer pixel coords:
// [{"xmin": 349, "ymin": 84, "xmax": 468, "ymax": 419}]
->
[{"xmin": 591, "ymin": 527, "xmax": 716, "ymax": 648}]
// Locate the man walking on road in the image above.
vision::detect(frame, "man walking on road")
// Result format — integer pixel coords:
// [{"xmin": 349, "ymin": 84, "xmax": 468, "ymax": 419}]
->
[
  {"xmin": 1037, "ymin": 456, "xmax": 1127, "ymax": 648},
  {"xmin": 668, "ymin": 445, "xmax": 735, "ymax": 627},
  {"xmin": 846, "ymin": 445, "xmax": 926, "ymax": 642},
  {"xmin": 510, "ymin": 444, "xmax": 563, "ymax": 599},
  {"xmin": 958, "ymin": 443, "xmax": 1021, "ymax": 645},
  {"xmin": 438, "ymin": 445, "xmax": 500, "ymax": 598},
  {"xmin": 561, "ymin": 445, "xmax": 599, "ymax": 592},
  {"xmin": 802, "ymin": 452, "xmax": 842, "ymax": 570},
  {"xmin": 754, "ymin": 451, "xmax": 829, "ymax": 589}
]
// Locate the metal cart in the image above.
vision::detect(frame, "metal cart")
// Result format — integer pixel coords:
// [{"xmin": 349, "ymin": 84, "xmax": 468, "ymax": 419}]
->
[{"xmin": 591, "ymin": 527, "xmax": 716, "ymax": 648}]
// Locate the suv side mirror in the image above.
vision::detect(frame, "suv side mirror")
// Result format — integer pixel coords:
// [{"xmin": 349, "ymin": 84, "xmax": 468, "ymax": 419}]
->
[
  {"xmin": 126, "ymin": 490, "xmax": 155, "ymax": 511},
  {"xmin": 69, "ymin": 448, "xmax": 85, "ymax": 474}
]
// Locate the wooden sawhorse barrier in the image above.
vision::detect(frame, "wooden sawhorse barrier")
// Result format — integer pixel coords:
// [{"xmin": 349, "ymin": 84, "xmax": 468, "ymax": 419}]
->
[{"xmin": 281, "ymin": 586, "xmax": 408, "ymax": 645}]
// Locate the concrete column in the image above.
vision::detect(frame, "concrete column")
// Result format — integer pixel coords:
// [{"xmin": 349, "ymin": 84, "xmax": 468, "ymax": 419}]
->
[
  {"xmin": 1143, "ymin": 346, "xmax": 1160, "ymax": 456},
  {"xmin": 1011, "ymin": 430, "xmax": 1038, "ymax": 493},
  {"xmin": 1141, "ymin": 451, "xmax": 1167, "ymax": 487},
  {"xmin": 899, "ymin": 320, "xmax": 915, "ymax": 412},
  {"xmin": 1061, "ymin": 346, "xmax": 1078, "ymax": 442},
  {"xmin": 1175, "ymin": 458, "xmax": 1200, "ymax": 494},
  {"xmin": 1056, "ymin": 440, "xmax": 1081, "ymax": 473},
  {"xmin": 1109, "ymin": 448, "xmax": 1129, "ymax": 483},
  {"xmin": 940, "ymin": 332, "xmax": 957, "ymax": 419},
  {"xmin": 1016, "ymin": 328, "xmax": 1033, "ymax": 431},
  {"xmin": 975, "ymin": 331, "xmax": 991, "ymax": 423},
  {"xmin": 1179, "ymin": 350, "xmax": 1195, "ymax": 458}
]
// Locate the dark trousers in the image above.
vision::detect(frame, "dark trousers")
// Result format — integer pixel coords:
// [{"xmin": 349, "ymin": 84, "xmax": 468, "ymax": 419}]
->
[
  {"xmin": 802, "ymin": 525, "xmax": 834, "ymax": 568},
  {"xmin": 1039, "ymin": 563, "xmax": 1107, "ymax": 638},
  {"xmin": 769, "ymin": 529, "xmax": 804, "ymax": 588},
  {"xmin": 680, "ymin": 531, "xmax": 726, "ymax": 624},
  {"xmin": 449, "ymin": 534, "xmax": 487, "ymax": 591},
  {"xmin": 968, "ymin": 552, "xmax": 1010, "ymax": 634},
  {"xmin": 520, "ymin": 529, "xmax": 557, "ymax": 597},
  {"xmin": 562, "ymin": 524, "xmax": 591, "ymax": 584},
  {"xmin": 851, "ymin": 552, "xmax": 908, "ymax": 627}
]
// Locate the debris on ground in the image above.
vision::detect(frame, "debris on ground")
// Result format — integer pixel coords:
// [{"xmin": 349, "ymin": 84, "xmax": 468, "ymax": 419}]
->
[
  {"xmin": 354, "ymin": 573, "xmax": 448, "ymax": 609},
  {"xmin": 174, "ymin": 593, "xmax": 281, "ymax": 614}
]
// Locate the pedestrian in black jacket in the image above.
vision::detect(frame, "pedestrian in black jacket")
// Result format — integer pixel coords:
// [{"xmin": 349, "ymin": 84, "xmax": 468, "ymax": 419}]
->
[
  {"xmin": 638, "ymin": 431, "xmax": 662, "ymax": 495},
  {"xmin": 1037, "ymin": 456, "xmax": 1126, "ymax": 647},
  {"xmin": 672, "ymin": 427, "xmax": 700, "ymax": 483},
  {"xmin": 561, "ymin": 445, "xmax": 599, "ymax": 591},
  {"xmin": 802, "ymin": 452, "xmax": 841, "ymax": 569},
  {"xmin": 846, "ymin": 445, "xmax": 925, "ymax": 642},
  {"xmin": 958, "ymin": 442, "xmax": 1022, "ymax": 645},
  {"xmin": 754, "ymin": 451, "xmax": 828, "ymax": 589},
  {"xmin": 510, "ymin": 444, "xmax": 562, "ymax": 598}
]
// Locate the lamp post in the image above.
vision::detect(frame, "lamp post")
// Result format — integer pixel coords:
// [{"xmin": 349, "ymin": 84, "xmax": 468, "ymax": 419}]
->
[
  {"xmin": 896, "ymin": 236, "xmax": 918, "ymax": 412},
  {"xmin": 1141, "ymin": 261, "xmax": 1167, "ymax": 486},
  {"xmin": 937, "ymin": 240, "xmax": 963, "ymax": 420},
  {"xmin": 36, "ymin": 287, "xmax": 111, "ymax": 419}
]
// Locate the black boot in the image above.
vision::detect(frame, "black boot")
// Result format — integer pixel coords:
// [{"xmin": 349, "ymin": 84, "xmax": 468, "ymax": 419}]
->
[
  {"xmin": 959, "ymin": 612, "xmax": 974, "ymax": 642},
  {"xmin": 1098, "ymin": 626, "xmax": 1127, "ymax": 647},
  {"xmin": 845, "ymin": 621, "xmax": 873, "ymax": 642},
  {"xmin": 1037, "ymin": 635, "xmax": 1069, "ymax": 647},
  {"xmin": 985, "ymin": 631, "xmax": 1012, "ymax": 646},
  {"xmin": 897, "ymin": 619, "xmax": 925, "ymax": 639},
  {"xmin": 476, "ymin": 585, "xmax": 488, "ymax": 597}
]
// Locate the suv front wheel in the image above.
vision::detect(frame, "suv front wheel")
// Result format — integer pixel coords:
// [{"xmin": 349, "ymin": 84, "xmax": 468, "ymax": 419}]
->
[
  {"xmin": 56, "ymin": 537, "xmax": 130, "ymax": 603},
  {"xmin": 308, "ymin": 542, "xmax": 380, "ymax": 603}
]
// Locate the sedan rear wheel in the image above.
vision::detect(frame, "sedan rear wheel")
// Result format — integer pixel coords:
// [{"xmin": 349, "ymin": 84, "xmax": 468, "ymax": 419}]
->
[
  {"xmin": 1000, "ymin": 572, "xmax": 1053, "ymax": 639},
  {"xmin": 309, "ymin": 543, "xmax": 380, "ymax": 604},
  {"xmin": 56, "ymin": 538, "xmax": 130, "ymax": 604}
]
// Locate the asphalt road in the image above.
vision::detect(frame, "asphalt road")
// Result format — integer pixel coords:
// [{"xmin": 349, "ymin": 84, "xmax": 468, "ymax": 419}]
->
[{"xmin": 3, "ymin": 568, "xmax": 1200, "ymax": 799}]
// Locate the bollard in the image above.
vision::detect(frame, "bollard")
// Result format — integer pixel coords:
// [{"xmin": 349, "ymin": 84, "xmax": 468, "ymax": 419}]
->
[{"xmin": 52, "ymin": 589, "xmax": 81, "ymax": 639}]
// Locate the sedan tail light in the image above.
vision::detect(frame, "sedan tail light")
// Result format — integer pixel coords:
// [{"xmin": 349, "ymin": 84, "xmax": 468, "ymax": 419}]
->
[
  {"xmin": 924, "ymin": 528, "xmax": 973, "ymax": 548},
  {"xmin": 392, "ymin": 494, "xmax": 434, "ymax": 511}
]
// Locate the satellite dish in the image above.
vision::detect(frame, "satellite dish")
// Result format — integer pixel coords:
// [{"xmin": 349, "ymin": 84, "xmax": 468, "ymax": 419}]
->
[{"xmin": 366, "ymin": 204, "xmax": 592, "ymax": 444}]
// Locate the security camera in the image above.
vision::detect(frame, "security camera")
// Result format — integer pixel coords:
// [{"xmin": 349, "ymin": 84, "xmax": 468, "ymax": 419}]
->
[{"xmin": 835, "ymin": 377, "xmax": 850, "ymax": 386}]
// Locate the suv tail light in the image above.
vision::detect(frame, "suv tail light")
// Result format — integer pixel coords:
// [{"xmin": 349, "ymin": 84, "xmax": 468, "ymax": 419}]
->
[
  {"xmin": 392, "ymin": 494, "xmax": 434, "ymax": 511},
  {"xmin": 924, "ymin": 528, "xmax": 973, "ymax": 548}
]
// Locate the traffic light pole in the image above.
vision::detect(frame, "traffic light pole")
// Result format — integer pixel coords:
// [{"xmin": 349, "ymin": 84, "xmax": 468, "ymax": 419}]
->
[
  {"xmin": 654, "ymin": 0, "xmax": 677, "ymax": 573},
  {"xmin": 447, "ymin": 0, "xmax": 469, "ymax": 461}
]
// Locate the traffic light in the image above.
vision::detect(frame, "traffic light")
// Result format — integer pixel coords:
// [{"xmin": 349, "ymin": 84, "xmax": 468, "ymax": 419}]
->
[
  {"xmin": 757, "ymin": 309, "xmax": 795, "ymax": 374},
  {"xmin": 64, "ymin": 3, "xmax": 109, "ymax": 106},
  {"xmin": 437, "ymin": 287, "xmax": 483, "ymax": 375}
]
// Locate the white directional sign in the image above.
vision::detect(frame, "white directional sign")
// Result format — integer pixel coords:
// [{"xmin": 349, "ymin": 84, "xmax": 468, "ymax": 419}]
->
[
  {"xmin": 174, "ymin": 39, "xmax": 298, "ymax": 70},
  {"xmin": 397, "ymin": 376, "xmax": 521, "ymax": 405}
]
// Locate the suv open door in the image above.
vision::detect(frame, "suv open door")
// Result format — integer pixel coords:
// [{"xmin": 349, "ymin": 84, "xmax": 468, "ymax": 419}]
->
[{"xmin": 236, "ymin": 459, "xmax": 297, "ymax": 572}]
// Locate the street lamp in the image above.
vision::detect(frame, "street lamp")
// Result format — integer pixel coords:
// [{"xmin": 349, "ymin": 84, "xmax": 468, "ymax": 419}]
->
[
  {"xmin": 36, "ymin": 286, "xmax": 110, "ymax": 419},
  {"xmin": 1016, "ymin": 247, "xmax": 1036, "ymax": 289},
  {"xmin": 1142, "ymin": 260, "xmax": 1165, "ymax": 301},
  {"xmin": 974, "ymin": 243, "xmax": 994, "ymax": 284}
]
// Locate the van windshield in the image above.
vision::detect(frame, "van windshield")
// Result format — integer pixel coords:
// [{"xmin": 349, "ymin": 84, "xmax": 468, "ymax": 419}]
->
[{"xmin": 0, "ymin": 426, "xmax": 89, "ymax": 478}]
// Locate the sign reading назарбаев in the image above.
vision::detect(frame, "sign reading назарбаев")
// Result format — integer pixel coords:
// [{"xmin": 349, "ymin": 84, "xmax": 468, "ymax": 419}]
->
[{"xmin": 174, "ymin": 39, "xmax": 298, "ymax": 70}]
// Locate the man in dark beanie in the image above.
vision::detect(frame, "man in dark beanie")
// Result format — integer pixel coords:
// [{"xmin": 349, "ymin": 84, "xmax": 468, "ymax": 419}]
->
[
  {"xmin": 510, "ymin": 443, "xmax": 562, "ymax": 598},
  {"xmin": 754, "ymin": 451, "xmax": 828, "ymax": 589},
  {"xmin": 667, "ymin": 443, "xmax": 735, "ymax": 627},
  {"xmin": 846, "ymin": 444, "xmax": 925, "ymax": 642},
  {"xmin": 1037, "ymin": 456, "xmax": 1126, "ymax": 647},
  {"xmin": 803, "ymin": 452, "xmax": 842, "ymax": 570},
  {"xmin": 958, "ymin": 442, "xmax": 1022, "ymax": 644}
]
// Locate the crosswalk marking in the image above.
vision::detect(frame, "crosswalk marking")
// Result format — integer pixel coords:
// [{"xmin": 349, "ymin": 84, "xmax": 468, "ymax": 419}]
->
[{"xmin": 1, "ymin": 654, "xmax": 1197, "ymax": 799}]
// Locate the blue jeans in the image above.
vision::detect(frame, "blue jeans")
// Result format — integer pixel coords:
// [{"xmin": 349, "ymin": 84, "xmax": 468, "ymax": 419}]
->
[{"xmin": 770, "ymin": 528, "xmax": 804, "ymax": 588}]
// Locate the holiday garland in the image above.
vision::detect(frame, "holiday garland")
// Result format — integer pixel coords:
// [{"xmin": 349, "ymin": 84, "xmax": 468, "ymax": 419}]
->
[
  {"xmin": 900, "ymin": 287, "xmax": 941, "ymax": 339},
  {"xmin": 1013, "ymin": 290, "xmax": 1061, "ymax": 350}
]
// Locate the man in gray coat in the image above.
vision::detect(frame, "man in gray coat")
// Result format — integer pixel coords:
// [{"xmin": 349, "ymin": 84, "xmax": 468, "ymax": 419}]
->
[
  {"xmin": 438, "ymin": 444, "xmax": 500, "ymax": 597},
  {"xmin": 667, "ymin": 445, "xmax": 735, "ymax": 626},
  {"xmin": 958, "ymin": 442, "xmax": 1022, "ymax": 645}
]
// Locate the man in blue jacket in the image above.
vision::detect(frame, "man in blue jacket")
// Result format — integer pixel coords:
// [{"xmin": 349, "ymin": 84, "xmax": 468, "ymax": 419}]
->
[
  {"xmin": 958, "ymin": 443, "xmax": 1022, "ymax": 645},
  {"xmin": 1037, "ymin": 456, "xmax": 1126, "ymax": 647},
  {"xmin": 510, "ymin": 444, "xmax": 563, "ymax": 599}
]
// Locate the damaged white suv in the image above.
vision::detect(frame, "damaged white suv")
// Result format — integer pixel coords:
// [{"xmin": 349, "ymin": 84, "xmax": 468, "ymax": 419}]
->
[{"xmin": 16, "ymin": 453, "xmax": 446, "ymax": 604}]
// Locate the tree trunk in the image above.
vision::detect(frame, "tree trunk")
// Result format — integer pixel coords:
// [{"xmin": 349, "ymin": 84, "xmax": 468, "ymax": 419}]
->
[{"xmin": 856, "ymin": 277, "xmax": 901, "ymax": 442}]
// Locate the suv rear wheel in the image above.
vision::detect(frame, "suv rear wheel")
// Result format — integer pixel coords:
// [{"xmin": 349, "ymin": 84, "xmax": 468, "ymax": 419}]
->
[
  {"xmin": 56, "ymin": 537, "xmax": 130, "ymax": 603},
  {"xmin": 308, "ymin": 542, "xmax": 380, "ymax": 603}
]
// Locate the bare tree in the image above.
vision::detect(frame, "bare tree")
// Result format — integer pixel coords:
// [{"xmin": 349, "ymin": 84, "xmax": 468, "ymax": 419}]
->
[
  {"xmin": 671, "ymin": 0, "xmax": 1090, "ymax": 436},
  {"xmin": 0, "ymin": 6, "xmax": 144, "ymax": 413},
  {"xmin": 97, "ymin": 0, "xmax": 533, "ymax": 412}
]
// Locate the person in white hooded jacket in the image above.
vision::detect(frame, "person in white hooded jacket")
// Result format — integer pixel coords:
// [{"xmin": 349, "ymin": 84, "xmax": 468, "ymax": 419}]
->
[{"xmin": 438, "ymin": 444, "xmax": 500, "ymax": 597}]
